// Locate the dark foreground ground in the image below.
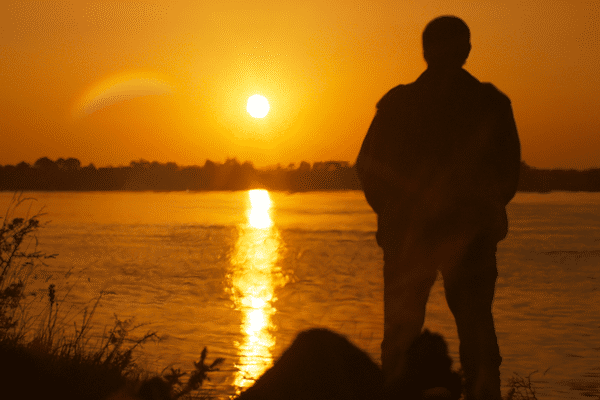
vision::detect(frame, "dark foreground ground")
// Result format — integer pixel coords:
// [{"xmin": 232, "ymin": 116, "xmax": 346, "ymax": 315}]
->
[{"xmin": 0, "ymin": 328, "xmax": 463, "ymax": 400}]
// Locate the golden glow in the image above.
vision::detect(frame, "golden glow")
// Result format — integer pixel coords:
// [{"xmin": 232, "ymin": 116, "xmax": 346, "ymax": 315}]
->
[
  {"xmin": 246, "ymin": 94, "xmax": 270, "ymax": 118},
  {"xmin": 229, "ymin": 190, "xmax": 287, "ymax": 393}
]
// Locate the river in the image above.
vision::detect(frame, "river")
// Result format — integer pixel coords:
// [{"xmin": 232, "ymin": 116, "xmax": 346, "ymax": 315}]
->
[{"xmin": 1, "ymin": 190, "xmax": 599, "ymax": 399}]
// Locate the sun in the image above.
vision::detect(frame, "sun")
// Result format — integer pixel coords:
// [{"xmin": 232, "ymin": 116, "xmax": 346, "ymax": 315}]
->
[{"xmin": 246, "ymin": 94, "xmax": 270, "ymax": 118}]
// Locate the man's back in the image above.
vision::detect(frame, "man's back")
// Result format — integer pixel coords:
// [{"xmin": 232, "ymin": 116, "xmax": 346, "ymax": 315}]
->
[{"xmin": 356, "ymin": 68, "xmax": 520, "ymax": 225}]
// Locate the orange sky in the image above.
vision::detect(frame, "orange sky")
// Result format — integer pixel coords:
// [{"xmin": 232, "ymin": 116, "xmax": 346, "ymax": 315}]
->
[{"xmin": 1, "ymin": 0, "xmax": 599, "ymax": 169}]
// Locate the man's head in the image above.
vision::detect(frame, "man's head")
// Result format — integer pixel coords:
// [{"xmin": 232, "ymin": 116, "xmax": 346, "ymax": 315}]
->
[{"xmin": 423, "ymin": 16, "xmax": 471, "ymax": 69}]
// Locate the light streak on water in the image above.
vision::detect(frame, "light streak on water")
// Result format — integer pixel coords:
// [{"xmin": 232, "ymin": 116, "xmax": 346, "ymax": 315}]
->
[{"xmin": 229, "ymin": 189, "xmax": 287, "ymax": 393}]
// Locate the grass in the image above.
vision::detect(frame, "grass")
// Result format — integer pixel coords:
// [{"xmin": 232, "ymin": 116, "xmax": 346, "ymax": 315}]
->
[
  {"xmin": 0, "ymin": 194, "xmax": 222, "ymax": 400},
  {"xmin": 504, "ymin": 371, "xmax": 539, "ymax": 400}
]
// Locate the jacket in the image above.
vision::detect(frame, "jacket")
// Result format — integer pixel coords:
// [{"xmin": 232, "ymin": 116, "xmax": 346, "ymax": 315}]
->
[{"xmin": 356, "ymin": 68, "xmax": 521, "ymax": 223}]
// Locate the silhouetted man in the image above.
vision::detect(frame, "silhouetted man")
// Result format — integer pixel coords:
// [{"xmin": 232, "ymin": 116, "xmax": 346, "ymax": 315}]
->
[{"xmin": 356, "ymin": 16, "xmax": 520, "ymax": 400}]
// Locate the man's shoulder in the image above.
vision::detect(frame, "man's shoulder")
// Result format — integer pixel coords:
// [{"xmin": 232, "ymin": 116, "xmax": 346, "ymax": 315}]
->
[
  {"xmin": 375, "ymin": 73, "xmax": 513, "ymax": 109},
  {"xmin": 376, "ymin": 84, "xmax": 414, "ymax": 110},
  {"xmin": 480, "ymin": 82, "xmax": 512, "ymax": 106},
  {"xmin": 460, "ymin": 70, "xmax": 512, "ymax": 106}
]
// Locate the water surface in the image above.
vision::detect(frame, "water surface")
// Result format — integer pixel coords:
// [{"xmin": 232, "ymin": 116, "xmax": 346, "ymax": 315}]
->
[{"xmin": 1, "ymin": 191, "xmax": 599, "ymax": 399}]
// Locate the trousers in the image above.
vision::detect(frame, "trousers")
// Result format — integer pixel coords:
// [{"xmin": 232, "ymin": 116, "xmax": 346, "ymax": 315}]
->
[{"xmin": 377, "ymin": 204, "xmax": 505, "ymax": 400}]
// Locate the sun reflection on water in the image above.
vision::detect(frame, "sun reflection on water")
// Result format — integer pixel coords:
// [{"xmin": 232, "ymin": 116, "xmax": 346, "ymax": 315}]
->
[{"xmin": 229, "ymin": 189, "xmax": 287, "ymax": 393}]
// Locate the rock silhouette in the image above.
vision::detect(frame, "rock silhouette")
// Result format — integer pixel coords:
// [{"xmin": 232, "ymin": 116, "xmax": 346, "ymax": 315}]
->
[{"xmin": 237, "ymin": 328, "xmax": 461, "ymax": 400}]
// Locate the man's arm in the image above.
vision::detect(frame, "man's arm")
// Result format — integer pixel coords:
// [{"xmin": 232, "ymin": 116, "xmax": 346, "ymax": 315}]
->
[
  {"xmin": 492, "ymin": 95, "xmax": 521, "ymax": 205},
  {"xmin": 356, "ymin": 85, "xmax": 418, "ymax": 214},
  {"xmin": 356, "ymin": 110, "xmax": 389, "ymax": 215}
]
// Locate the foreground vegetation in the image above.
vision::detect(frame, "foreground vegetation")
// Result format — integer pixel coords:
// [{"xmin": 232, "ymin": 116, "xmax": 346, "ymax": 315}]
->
[{"xmin": 0, "ymin": 194, "xmax": 222, "ymax": 400}]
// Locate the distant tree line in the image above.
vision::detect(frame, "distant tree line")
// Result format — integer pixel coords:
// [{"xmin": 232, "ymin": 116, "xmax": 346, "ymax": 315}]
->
[
  {"xmin": 1, "ymin": 157, "xmax": 599, "ymax": 192},
  {"xmin": 0, "ymin": 157, "xmax": 361, "ymax": 191}
]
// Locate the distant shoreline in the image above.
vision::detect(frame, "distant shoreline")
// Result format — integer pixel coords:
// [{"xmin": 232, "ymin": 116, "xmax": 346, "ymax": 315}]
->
[{"xmin": 2, "ymin": 157, "xmax": 600, "ymax": 192}]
